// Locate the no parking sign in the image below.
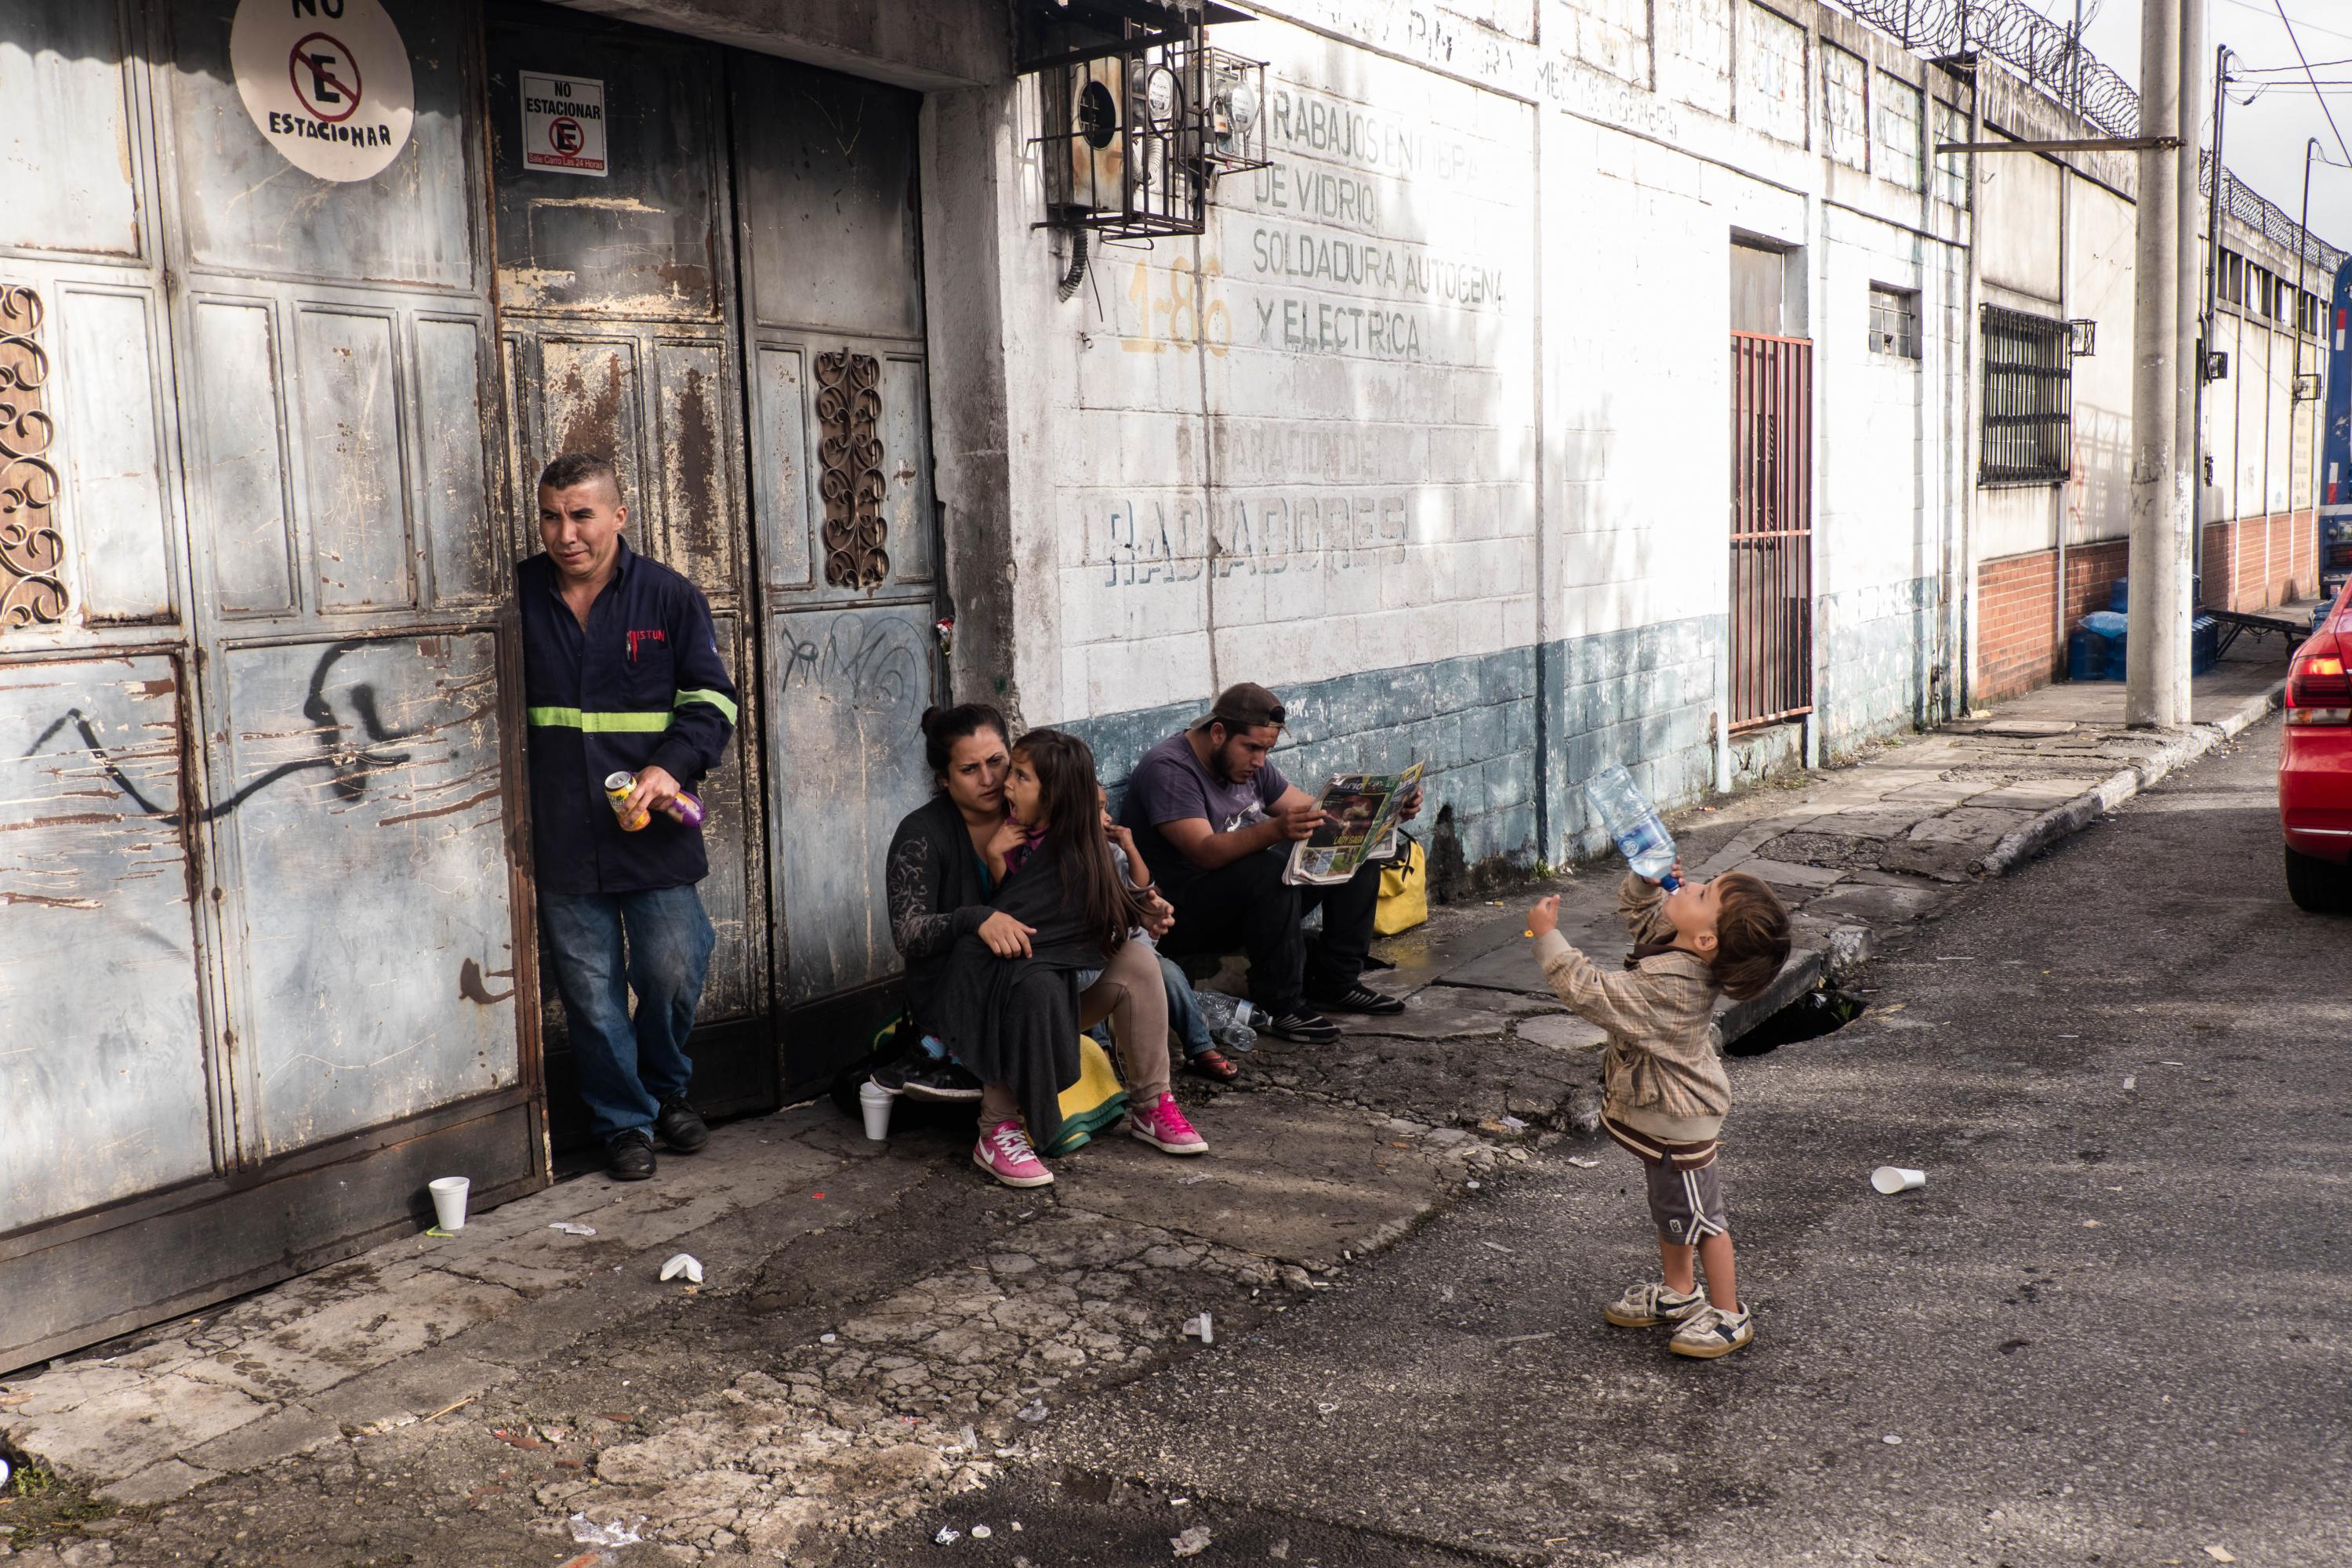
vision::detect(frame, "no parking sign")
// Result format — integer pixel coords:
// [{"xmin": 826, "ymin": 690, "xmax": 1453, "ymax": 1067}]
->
[
  {"xmin": 521, "ymin": 73, "xmax": 608, "ymax": 176},
  {"xmin": 230, "ymin": 0, "xmax": 416, "ymax": 183}
]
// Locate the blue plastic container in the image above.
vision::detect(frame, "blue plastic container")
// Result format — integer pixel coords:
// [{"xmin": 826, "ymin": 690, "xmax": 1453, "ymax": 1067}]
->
[
  {"xmin": 2067, "ymin": 626, "xmax": 2106, "ymax": 681},
  {"xmin": 2109, "ymin": 578, "xmax": 2129, "ymax": 614},
  {"xmin": 2191, "ymin": 614, "xmax": 2220, "ymax": 674},
  {"xmin": 2078, "ymin": 611, "xmax": 2129, "ymax": 681}
]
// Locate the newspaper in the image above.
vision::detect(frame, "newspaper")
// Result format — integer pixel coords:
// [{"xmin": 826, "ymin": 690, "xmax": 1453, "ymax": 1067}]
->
[{"xmin": 1282, "ymin": 762, "xmax": 1424, "ymax": 887}]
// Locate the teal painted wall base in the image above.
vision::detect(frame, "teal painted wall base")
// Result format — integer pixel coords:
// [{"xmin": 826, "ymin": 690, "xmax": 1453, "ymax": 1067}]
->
[{"xmin": 1064, "ymin": 589, "xmax": 1935, "ymax": 879}]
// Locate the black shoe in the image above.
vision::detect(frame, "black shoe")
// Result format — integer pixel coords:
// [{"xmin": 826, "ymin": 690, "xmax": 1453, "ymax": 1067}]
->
[
  {"xmin": 655, "ymin": 1096, "xmax": 709, "ymax": 1153},
  {"xmin": 606, "ymin": 1129, "xmax": 657, "ymax": 1181},
  {"xmin": 1307, "ymin": 982, "xmax": 1406, "ymax": 1017},
  {"xmin": 1262, "ymin": 1007, "xmax": 1341, "ymax": 1044},
  {"xmin": 886, "ymin": 1057, "xmax": 985, "ymax": 1103}
]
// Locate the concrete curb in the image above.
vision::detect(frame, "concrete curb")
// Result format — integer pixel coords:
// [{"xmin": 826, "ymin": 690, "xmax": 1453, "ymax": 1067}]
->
[{"xmin": 1970, "ymin": 678, "xmax": 2286, "ymax": 878}]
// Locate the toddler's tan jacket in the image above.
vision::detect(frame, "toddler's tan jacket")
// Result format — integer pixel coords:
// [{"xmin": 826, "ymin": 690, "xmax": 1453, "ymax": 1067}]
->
[{"xmin": 1532, "ymin": 874, "xmax": 1730, "ymax": 1142}]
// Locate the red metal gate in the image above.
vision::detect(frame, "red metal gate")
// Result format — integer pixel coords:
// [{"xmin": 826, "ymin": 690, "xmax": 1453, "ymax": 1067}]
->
[{"xmin": 1729, "ymin": 332, "xmax": 1815, "ymax": 730}]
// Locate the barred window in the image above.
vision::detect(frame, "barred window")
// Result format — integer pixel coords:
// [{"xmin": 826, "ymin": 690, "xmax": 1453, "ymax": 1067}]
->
[
  {"xmin": 1869, "ymin": 285, "xmax": 1920, "ymax": 359},
  {"xmin": 1980, "ymin": 305, "xmax": 2071, "ymax": 486}
]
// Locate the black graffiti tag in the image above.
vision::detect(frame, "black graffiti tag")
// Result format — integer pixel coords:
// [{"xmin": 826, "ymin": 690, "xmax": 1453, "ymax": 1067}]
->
[{"xmin": 23, "ymin": 641, "xmax": 417, "ymax": 825}]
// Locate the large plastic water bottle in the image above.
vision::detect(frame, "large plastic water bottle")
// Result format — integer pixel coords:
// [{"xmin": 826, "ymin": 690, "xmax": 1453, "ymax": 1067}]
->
[
  {"xmin": 1583, "ymin": 764, "xmax": 1682, "ymax": 890},
  {"xmin": 1194, "ymin": 991, "xmax": 1261, "ymax": 1051}
]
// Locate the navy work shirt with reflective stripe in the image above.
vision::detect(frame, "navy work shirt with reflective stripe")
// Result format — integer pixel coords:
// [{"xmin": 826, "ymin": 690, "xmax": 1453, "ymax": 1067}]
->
[{"xmin": 517, "ymin": 539, "xmax": 739, "ymax": 895}]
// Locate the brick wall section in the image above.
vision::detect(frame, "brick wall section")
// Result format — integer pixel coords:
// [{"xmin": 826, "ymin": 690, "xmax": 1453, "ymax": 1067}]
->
[
  {"xmin": 2202, "ymin": 511, "xmax": 2319, "ymax": 610},
  {"xmin": 1975, "ymin": 549, "xmax": 2059, "ymax": 702},
  {"xmin": 1976, "ymin": 542, "xmax": 2131, "ymax": 703}
]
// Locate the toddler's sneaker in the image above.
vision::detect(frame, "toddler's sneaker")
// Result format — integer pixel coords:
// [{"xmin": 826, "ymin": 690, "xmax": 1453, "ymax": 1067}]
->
[
  {"xmin": 974, "ymin": 1120, "xmax": 1054, "ymax": 1188},
  {"xmin": 1128, "ymin": 1092, "xmax": 1209, "ymax": 1155},
  {"xmin": 1602, "ymin": 1280, "xmax": 1706, "ymax": 1329},
  {"xmin": 1668, "ymin": 1301, "xmax": 1755, "ymax": 1359}
]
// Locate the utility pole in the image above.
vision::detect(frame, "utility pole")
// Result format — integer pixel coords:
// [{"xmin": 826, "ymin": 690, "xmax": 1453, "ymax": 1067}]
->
[
  {"xmin": 2172, "ymin": 0, "xmax": 2205, "ymax": 695},
  {"xmin": 2128, "ymin": 0, "xmax": 2188, "ymax": 728}
]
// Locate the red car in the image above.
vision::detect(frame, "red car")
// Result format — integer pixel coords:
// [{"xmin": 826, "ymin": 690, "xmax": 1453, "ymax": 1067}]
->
[{"xmin": 2282, "ymin": 579, "xmax": 2352, "ymax": 911}]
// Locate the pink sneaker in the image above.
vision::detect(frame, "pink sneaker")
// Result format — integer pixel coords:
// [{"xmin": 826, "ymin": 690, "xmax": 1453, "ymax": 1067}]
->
[
  {"xmin": 973, "ymin": 1120, "xmax": 1054, "ymax": 1188},
  {"xmin": 1128, "ymin": 1093, "xmax": 1208, "ymax": 1156}
]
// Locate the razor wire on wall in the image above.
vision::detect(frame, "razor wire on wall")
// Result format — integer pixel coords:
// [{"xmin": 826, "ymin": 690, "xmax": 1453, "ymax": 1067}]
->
[{"xmin": 1835, "ymin": 0, "xmax": 2344, "ymax": 273}]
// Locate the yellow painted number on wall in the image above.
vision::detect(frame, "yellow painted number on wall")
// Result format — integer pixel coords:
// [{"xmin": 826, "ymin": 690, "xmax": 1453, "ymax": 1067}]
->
[{"xmin": 1124, "ymin": 259, "xmax": 1230, "ymax": 357}]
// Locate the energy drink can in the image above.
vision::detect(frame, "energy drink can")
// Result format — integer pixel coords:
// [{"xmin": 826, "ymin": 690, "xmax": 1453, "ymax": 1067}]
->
[{"xmin": 604, "ymin": 771, "xmax": 652, "ymax": 832}]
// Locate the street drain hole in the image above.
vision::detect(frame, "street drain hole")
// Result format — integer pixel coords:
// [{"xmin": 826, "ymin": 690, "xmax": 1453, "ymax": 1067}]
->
[{"xmin": 1725, "ymin": 986, "xmax": 1867, "ymax": 1057}]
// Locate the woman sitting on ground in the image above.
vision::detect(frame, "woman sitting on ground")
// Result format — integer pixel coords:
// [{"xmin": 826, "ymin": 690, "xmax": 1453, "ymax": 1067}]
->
[{"xmin": 885, "ymin": 714, "xmax": 1210, "ymax": 1186}]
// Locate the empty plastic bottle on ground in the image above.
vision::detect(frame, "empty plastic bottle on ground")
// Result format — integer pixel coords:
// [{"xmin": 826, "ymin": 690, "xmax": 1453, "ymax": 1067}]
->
[
  {"xmin": 1194, "ymin": 991, "xmax": 1259, "ymax": 1050},
  {"xmin": 1584, "ymin": 764, "xmax": 1682, "ymax": 890}
]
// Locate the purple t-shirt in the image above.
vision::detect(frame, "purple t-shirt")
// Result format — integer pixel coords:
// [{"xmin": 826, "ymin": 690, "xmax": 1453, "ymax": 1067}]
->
[{"xmin": 1118, "ymin": 731, "xmax": 1290, "ymax": 895}]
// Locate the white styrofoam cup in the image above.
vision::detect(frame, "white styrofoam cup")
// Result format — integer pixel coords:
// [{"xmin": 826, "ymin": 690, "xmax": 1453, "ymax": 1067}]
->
[
  {"xmin": 1871, "ymin": 1166, "xmax": 1926, "ymax": 1194},
  {"xmin": 428, "ymin": 1175, "xmax": 470, "ymax": 1230},
  {"xmin": 858, "ymin": 1079, "xmax": 895, "ymax": 1142}
]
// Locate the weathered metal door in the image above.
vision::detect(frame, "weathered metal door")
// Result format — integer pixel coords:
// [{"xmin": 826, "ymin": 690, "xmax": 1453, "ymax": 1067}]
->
[
  {"xmin": 2, "ymin": 0, "xmax": 539, "ymax": 1372},
  {"xmin": 731, "ymin": 56, "xmax": 944, "ymax": 1033},
  {"xmin": 484, "ymin": 3, "xmax": 772, "ymax": 1125}
]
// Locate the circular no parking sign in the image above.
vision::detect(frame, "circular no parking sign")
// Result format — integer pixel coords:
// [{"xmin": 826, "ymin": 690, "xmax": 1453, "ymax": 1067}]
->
[{"xmin": 232, "ymin": 0, "xmax": 414, "ymax": 182}]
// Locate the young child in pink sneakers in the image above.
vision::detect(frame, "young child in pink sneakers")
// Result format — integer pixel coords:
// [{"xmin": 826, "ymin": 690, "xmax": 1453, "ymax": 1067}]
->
[{"xmin": 1526, "ymin": 862, "xmax": 1790, "ymax": 1359}]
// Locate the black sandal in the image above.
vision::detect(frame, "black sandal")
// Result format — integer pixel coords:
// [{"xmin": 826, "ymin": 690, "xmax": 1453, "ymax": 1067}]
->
[{"xmin": 1186, "ymin": 1047, "xmax": 1241, "ymax": 1082}]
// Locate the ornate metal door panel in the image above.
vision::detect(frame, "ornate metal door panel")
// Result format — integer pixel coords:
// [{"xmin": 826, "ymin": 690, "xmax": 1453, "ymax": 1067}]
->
[
  {"xmin": 154, "ymin": 0, "xmax": 524, "ymax": 1170},
  {"xmin": 732, "ymin": 56, "xmax": 942, "ymax": 1027},
  {"xmin": 2, "ymin": 0, "xmax": 542, "ymax": 1372},
  {"xmin": 485, "ymin": 5, "xmax": 768, "ymax": 1116}
]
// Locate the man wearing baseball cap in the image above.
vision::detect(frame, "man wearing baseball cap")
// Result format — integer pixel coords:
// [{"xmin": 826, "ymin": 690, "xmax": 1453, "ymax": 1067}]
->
[{"xmin": 1117, "ymin": 682, "xmax": 1415, "ymax": 1044}]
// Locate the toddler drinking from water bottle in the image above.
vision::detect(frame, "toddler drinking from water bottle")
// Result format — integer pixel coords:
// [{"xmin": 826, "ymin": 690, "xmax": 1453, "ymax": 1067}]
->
[{"xmin": 1526, "ymin": 862, "xmax": 1790, "ymax": 1359}]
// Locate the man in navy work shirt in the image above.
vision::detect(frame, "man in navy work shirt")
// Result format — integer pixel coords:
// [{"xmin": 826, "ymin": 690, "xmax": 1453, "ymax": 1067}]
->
[
  {"xmin": 518, "ymin": 452, "xmax": 739, "ymax": 1181},
  {"xmin": 1120, "ymin": 682, "xmax": 1415, "ymax": 1046}
]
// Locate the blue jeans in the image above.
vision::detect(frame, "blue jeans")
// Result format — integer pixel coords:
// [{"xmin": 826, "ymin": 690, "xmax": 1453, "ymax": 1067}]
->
[
  {"xmin": 540, "ymin": 885, "xmax": 714, "ymax": 1142},
  {"xmin": 1156, "ymin": 951, "xmax": 1215, "ymax": 1058}
]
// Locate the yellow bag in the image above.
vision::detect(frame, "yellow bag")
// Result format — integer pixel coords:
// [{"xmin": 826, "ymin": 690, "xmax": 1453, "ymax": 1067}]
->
[
  {"xmin": 1374, "ymin": 834, "xmax": 1428, "ymax": 936},
  {"xmin": 1045, "ymin": 1034, "xmax": 1129, "ymax": 1156}
]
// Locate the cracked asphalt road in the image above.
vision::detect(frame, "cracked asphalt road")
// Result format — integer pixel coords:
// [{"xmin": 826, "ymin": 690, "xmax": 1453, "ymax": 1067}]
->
[{"xmin": 855, "ymin": 718, "xmax": 2352, "ymax": 1567}]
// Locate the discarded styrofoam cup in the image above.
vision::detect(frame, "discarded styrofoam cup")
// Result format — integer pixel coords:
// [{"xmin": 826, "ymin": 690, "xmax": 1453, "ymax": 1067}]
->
[
  {"xmin": 858, "ymin": 1078, "xmax": 895, "ymax": 1142},
  {"xmin": 1871, "ymin": 1166, "xmax": 1926, "ymax": 1195},
  {"xmin": 428, "ymin": 1175, "xmax": 471, "ymax": 1231}
]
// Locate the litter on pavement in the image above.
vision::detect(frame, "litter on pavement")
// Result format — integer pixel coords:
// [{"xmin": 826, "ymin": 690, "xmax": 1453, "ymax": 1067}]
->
[
  {"xmin": 567, "ymin": 1514, "xmax": 642, "ymax": 1548},
  {"xmin": 970, "ymin": 1525, "xmax": 993, "ymax": 1539},
  {"xmin": 659, "ymin": 1253, "xmax": 704, "ymax": 1283},
  {"xmin": 548, "ymin": 1222, "xmax": 597, "ymax": 1236},
  {"xmin": 1017, "ymin": 1400, "xmax": 1049, "ymax": 1424},
  {"xmin": 1182, "ymin": 1312, "xmax": 1214, "ymax": 1344},
  {"xmin": 1171, "ymin": 1526, "xmax": 1212, "ymax": 1557},
  {"xmin": 1871, "ymin": 1166, "xmax": 1927, "ymax": 1194},
  {"xmin": 1567, "ymin": 1155, "xmax": 1602, "ymax": 1168},
  {"xmin": 935, "ymin": 1526, "xmax": 961, "ymax": 1544}
]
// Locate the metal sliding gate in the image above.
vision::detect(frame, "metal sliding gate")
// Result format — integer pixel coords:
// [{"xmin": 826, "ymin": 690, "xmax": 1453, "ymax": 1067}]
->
[{"xmin": 1728, "ymin": 332, "xmax": 1815, "ymax": 730}]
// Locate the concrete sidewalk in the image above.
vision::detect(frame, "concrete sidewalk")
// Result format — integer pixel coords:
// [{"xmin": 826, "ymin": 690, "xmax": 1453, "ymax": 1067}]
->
[{"xmin": 0, "ymin": 654, "xmax": 2289, "ymax": 1565}]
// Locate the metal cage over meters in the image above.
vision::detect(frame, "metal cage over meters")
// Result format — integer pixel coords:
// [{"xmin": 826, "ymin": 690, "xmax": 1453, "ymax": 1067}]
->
[{"xmin": 1022, "ymin": 0, "xmax": 1268, "ymax": 243}]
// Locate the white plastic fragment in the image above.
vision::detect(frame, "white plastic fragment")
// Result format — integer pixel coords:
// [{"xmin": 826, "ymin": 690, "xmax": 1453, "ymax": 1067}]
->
[
  {"xmin": 0, "ymin": 1455, "xmax": 10, "ymax": 1490},
  {"xmin": 971, "ymin": 1525, "xmax": 993, "ymax": 1539},
  {"xmin": 659, "ymin": 1253, "xmax": 704, "ymax": 1283},
  {"xmin": 2122, "ymin": 1076, "xmax": 2136, "ymax": 1091},
  {"xmin": 1497, "ymin": 1114, "xmax": 1527, "ymax": 1131},
  {"xmin": 1171, "ymin": 1525, "xmax": 1212, "ymax": 1557},
  {"xmin": 547, "ymin": 1222, "xmax": 597, "ymax": 1236},
  {"xmin": 1181, "ymin": 1312, "xmax": 1214, "ymax": 1345},
  {"xmin": 1566, "ymin": 1156, "xmax": 1602, "ymax": 1169},
  {"xmin": 1882, "ymin": 1434, "xmax": 1903, "ymax": 1446},
  {"xmin": 568, "ymin": 1514, "xmax": 644, "ymax": 1547},
  {"xmin": 1017, "ymin": 1400, "xmax": 1049, "ymax": 1424},
  {"xmin": 935, "ymin": 1526, "xmax": 961, "ymax": 1544},
  {"xmin": 2204, "ymin": 1548, "xmax": 2236, "ymax": 1564}
]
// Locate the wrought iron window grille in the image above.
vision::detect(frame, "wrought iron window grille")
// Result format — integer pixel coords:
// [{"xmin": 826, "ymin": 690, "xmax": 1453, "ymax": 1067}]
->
[{"xmin": 1979, "ymin": 303, "xmax": 2071, "ymax": 488}]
